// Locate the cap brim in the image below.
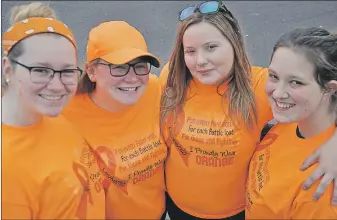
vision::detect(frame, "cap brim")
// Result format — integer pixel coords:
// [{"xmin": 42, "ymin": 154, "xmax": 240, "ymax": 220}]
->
[{"xmin": 100, "ymin": 47, "xmax": 161, "ymax": 68}]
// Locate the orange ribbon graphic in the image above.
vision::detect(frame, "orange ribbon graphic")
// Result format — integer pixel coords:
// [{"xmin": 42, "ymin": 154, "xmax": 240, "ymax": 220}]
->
[
  {"xmin": 165, "ymin": 105, "xmax": 191, "ymax": 166},
  {"xmin": 94, "ymin": 146, "xmax": 129, "ymax": 195},
  {"xmin": 256, "ymin": 133, "xmax": 278, "ymax": 151},
  {"xmin": 73, "ymin": 162, "xmax": 93, "ymax": 219}
]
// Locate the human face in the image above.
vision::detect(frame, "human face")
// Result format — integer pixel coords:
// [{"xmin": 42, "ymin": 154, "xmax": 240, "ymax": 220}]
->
[
  {"xmin": 183, "ymin": 21, "xmax": 234, "ymax": 86},
  {"xmin": 4, "ymin": 34, "xmax": 78, "ymax": 117},
  {"xmin": 92, "ymin": 57, "xmax": 150, "ymax": 106},
  {"xmin": 266, "ymin": 47, "xmax": 328, "ymax": 123}
]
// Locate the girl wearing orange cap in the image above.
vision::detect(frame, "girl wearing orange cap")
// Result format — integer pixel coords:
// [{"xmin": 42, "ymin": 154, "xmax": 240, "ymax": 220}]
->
[
  {"xmin": 246, "ymin": 27, "xmax": 337, "ymax": 219},
  {"xmin": 159, "ymin": 1, "xmax": 337, "ymax": 219},
  {"xmin": 2, "ymin": 2, "xmax": 105, "ymax": 219},
  {"xmin": 62, "ymin": 21, "xmax": 167, "ymax": 219}
]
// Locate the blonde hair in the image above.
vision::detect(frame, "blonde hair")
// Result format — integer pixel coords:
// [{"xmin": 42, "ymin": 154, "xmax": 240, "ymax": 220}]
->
[
  {"xmin": 10, "ymin": 2, "xmax": 56, "ymax": 25},
  {"xmin": 160, "ymin": 11, "xmax": 258, "ymax": 135},
  {"xmin": 2, "ymin": 2, "xmax": 57, "ymax": 88}
]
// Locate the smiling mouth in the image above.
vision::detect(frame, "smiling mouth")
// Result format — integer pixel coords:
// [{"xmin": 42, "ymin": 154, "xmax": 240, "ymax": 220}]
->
[
  {"xmin": 117, "ymin": 87, "xmax": 140, "ymax": 92},
  {"xmin": 197, "ymin": 70, "xmax": 213, "ymax": 75},
  {"xmin": 39, "ymin": 94, "xmax": 65, "ymax": 101},
  {"xmin": 275, "ymin": 100, "xmax": 296, "ymax": 109}
]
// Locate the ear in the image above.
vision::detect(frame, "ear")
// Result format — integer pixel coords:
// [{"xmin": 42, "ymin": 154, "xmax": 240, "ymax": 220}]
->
[
  {"xmin": 2, "ymin": 57, "xmax": 14, "ymax": 84},
  {"xmin": 327, "ymin": 80, "xmax": 337, "ymax": 93},
  {"xmin": 85, "ymin": 63, "xmax": 96, "ymax": 82}
]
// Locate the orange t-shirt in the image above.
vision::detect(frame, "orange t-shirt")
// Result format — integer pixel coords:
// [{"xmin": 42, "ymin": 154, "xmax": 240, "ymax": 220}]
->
[
  {"xmin": 62, "ymin": 74, "xmax": 167, "ymax": 219},
  {"xmin": 2, "ymin": 116, "xmax": 105, "ymax": 219},
  {"xmin": 160, "ymin": 63, "xmax": 272, "ymax": 218},
  {"xmin": 246, "ymin": 123, "xmax": 337, "ymax": 219}
]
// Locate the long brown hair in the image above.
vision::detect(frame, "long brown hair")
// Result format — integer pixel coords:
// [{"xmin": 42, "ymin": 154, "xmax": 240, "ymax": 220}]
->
[{"xmin": 160, "ymin": 9, "xmax": 258, "ymax": 135}]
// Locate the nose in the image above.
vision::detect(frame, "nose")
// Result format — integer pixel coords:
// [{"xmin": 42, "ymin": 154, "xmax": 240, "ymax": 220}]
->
[
  {"xmin": 196, "ymin": 50, "xmax": 208, "ymax": 67},
  {"xmin": 124, "ymin": 67, "xmax": 139, "ymax": 83},
  {"xmin": 272, "ymin": 82, "xmax": 289, "ymax": 99},
  {"xmin": 46, "ymin": 73, "xmax": 66, "ymax": 91}
]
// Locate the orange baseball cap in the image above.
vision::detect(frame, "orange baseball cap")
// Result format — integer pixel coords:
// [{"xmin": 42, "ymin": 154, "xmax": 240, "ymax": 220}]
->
[{"xmin": 86, "ymin": 21, "xmax": 160, "ymax": 68}]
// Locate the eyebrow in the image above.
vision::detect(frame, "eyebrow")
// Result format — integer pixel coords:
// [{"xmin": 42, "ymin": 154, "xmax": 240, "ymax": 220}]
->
[
  {"xmin": 269, "ymin": 68, "xmax": 306, "ymax": 81},
  {"xmin": 31, "ymin": 62, "xmax": 77, "ymax": 69},
  {"xmin": 184, "ymin": 41, "xmax": 221, "ymax": 49}
]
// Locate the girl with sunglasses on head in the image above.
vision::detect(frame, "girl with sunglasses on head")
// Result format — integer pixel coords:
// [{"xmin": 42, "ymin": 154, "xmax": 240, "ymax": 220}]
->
[
  {"xmin": 159, "ymin": 1, "xmax": 337, "ymax": 219},
  {"xmin": 2, "ymin": 2, "xmax": 105, "ymax": 219},
  {"xmin": 246, "ymin": 27, "xmax": 337, "ymax": 219},
  {"xmin": 62, "ymin": 21, "xmax": 168, "ymax": 219}
]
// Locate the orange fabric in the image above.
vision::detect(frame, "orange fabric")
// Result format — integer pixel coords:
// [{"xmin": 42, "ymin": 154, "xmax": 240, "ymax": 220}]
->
[
  {"xmin": 62, "ymin": 74, "xmax": 167, "ymax": 219},
  {"xmin": 246, "ymin": 123, "xmax": 337, "ymax": 219},
  {"xmin": 2, "ymin": 116, "xmax": 105, "ymax": 219},
  {"xmin": 86, "ymin": 21, "xmax": 160, "ymax": 67},
  {"xmin": 2, "ymin": 17, "xmax": 76, "ymax": 55},
  {"xmin": 160, "ymin": 65, "xmax": 273, "ymax": 218}
]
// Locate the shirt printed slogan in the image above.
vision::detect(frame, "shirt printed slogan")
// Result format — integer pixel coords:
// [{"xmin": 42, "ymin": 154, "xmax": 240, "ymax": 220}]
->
[
  {"xmin": 87, "ymin": 133, "xmax": 167, "ymax": 195},
  {"xmin": 246, "ymin": 133, "xmax": 277, "ymax": 212},
  {"xmin": 169, "ymin": 110, "xmax": 240, "ymax": 167}
]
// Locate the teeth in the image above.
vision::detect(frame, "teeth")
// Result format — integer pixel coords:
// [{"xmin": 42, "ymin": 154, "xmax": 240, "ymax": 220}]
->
[
  {"xmin": 119, "ymin": 87, "xmax": 137, "ymax": 91},
  {"xmin": 40, "ymin": 94, "xmax": 63, "ymax": 100},
  {"xmin": 276, "ymin": 101, "xmax": 295, "ymax": 109}
]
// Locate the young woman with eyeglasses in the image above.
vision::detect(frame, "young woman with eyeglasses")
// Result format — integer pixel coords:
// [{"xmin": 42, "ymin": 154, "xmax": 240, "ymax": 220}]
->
[
  {"xmin": 62, "ymin": 21, "xmax": 168, "ymax": 220},
  {"xmin": 159, "ymin": 1, "xmax": 337, "ymax": 219},
  {"xmin": 2, "ymin": 2, "xmax": 105, "ymax": 219}
]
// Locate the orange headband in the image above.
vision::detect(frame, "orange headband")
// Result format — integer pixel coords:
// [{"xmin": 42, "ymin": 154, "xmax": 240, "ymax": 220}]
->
[{"xmin": 2, "ymin": 17, "xmax": 76, "ymax": 55}]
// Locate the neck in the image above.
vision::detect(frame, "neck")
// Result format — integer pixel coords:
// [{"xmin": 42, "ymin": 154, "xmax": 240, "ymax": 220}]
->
[
  {"xmin": 2, "ymin": 91, "xmax": 42, "ymax": 127},
  {"xmin": 298, "ymin": 106, "xmax": 335, "ymax": 138},
  {"xmin": 89, "ymin": 90, "xmax": 127, "ymax": 113}
]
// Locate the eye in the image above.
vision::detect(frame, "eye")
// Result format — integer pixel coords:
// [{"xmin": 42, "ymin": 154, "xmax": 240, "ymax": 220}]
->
[
  {"xmin": 31, "ymin": 67, "xmax": 52, "ymax": 76},
  {"xmin": 34, "ymin": 67, "xmax": 50, "ymax": 73},
  {"xmin": 184, "ymin": 49, "xmax": 195, "ymax": 54},
  {"xmin": 268, "ymin": 73, "xmax": 278, "ymax": 80},
  {"xmin": 114, "ymin": 65, "xmax": 128, "ymax": 70},
  {"xmin": 62, "ymin": 69, "xmax": 77, "ymax": 76},
  {"xmin": 206, "ymin": 44, "xmax": 218, "ymax": 50},
  {"xmin": 134, "ymin": 62, "xmax": 148, "ymax": 69},
  {"xmin": 290, "ymin": 80, "xmax": 303, "ymax": 86}
]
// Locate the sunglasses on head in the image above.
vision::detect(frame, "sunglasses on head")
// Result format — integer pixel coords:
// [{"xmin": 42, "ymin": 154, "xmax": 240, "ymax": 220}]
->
[{"xmin": 179, "ymin": 1, "xmax": 233, "ymax": 21}]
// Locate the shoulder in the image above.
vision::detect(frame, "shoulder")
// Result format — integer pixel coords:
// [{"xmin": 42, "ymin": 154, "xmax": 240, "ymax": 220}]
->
[
  {"xmin": 145, "ymin": 73, "xmax": 161, "ymax": 93},
  {"xmin": 158, "ymin": 62, "xmax": 170, "ymax": 88},
  {"xmin": 251, "ymin": 66, "xmax": 268, "ymax": 90}
]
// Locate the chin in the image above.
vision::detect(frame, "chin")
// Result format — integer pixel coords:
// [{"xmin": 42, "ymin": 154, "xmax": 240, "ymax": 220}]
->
[
  {"xmin": 197, "ymin": 78, "xmax": 218, "ymax": 86},
  {"xmin": 39, "ymin": 107, "xmax": 63, "ymax": 118},
  {"xmin": 119, "ymin": 98, "xmax": 140, "ymax": 106},
  {"xmin": 273, "ymin": 114, "xmax": 296, "ymax": 124}
]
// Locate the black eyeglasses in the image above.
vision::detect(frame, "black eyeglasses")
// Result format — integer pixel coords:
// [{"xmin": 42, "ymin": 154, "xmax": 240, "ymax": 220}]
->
[
  {"xmin": 10, "ymin": 59, "xmax": 82, "ymax": 85},
  {"xmin": 179, "ymin": 1, "xmax": 234, "ymax": 21},
  {"xmin": 97, "ymin": 62, "xmax": 151, "ymax": 77}
]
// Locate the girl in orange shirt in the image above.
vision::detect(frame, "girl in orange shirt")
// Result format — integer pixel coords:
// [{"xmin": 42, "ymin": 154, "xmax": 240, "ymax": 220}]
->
[
  {"xmin": 2, "ymin": 2, "xmax": 105, "ymax": 219},
  {"xmin": 159, "ymin": 1, "xmax": 337, "ymax": 219},
  {"xmin": 246, "ymin": 27, "xmax": 337, "ymax": 219},
  {"xmin": 62, "ymin": 21, "xmax": 167, "ymax": 219}
]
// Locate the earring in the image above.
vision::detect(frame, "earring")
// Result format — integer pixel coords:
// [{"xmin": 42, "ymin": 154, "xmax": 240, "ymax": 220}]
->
[{"xmin": 5, "ymin": 78, "xmax": 10, "ymax": 83}]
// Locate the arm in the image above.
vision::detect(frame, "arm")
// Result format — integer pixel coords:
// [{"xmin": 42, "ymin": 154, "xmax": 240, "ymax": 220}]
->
[{"xmin": 301, "ymin": 130, "xmax": 337, "ymax": 205}]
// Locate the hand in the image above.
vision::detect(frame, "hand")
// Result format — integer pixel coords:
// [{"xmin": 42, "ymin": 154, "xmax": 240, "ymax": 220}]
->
[{"xmin": 300, "ymin": 140, "xmax": 337, "ymax": 206}]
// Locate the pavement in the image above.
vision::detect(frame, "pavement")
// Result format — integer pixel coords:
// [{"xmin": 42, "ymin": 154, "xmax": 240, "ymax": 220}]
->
[{"xmin": 2, "ymin": 1, "xmax": 337, "ymax": 75}]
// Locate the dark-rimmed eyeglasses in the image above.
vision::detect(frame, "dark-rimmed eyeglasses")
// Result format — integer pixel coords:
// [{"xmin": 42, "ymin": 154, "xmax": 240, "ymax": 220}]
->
[
  {"xmin": 179, "ymin": 1, "xmax": 234, "ymax": 21},
  {"xmin": 97, "ymin": 62, "xmax": 151, "ymax": 77},
  {"xmin": 10, "ymin": 59, "xmax": 82, "ymax": 85}
]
